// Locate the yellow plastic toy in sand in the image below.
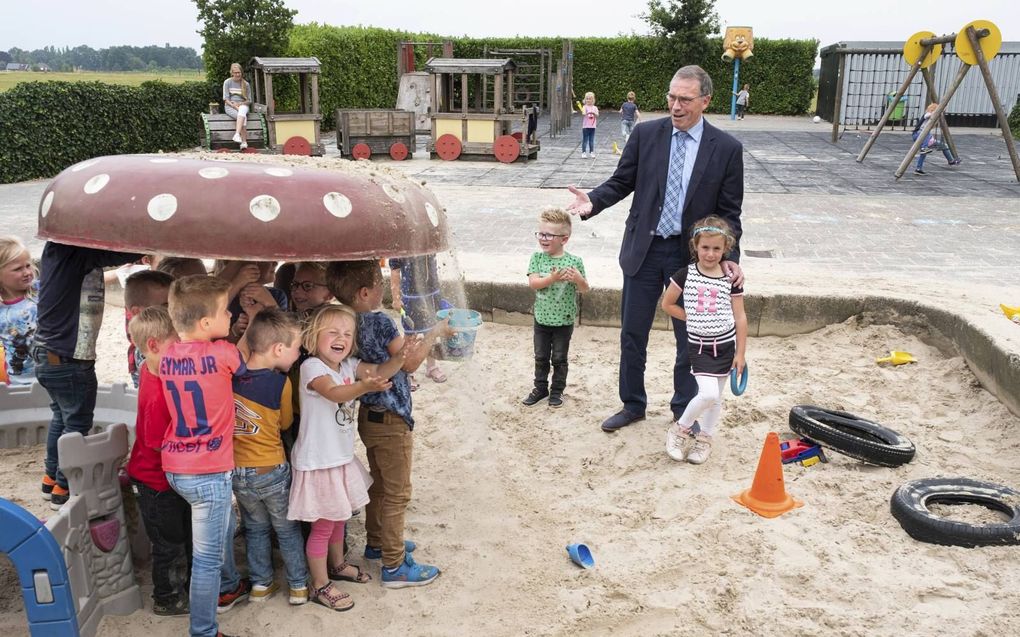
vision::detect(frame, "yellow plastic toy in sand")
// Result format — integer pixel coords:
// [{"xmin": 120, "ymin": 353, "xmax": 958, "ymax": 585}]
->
[
  {"xmin": 1001, "ymin": 304, "xmax": 1020, "ymax": 322},
  {"xmin": 612, "ymin": 141, "xmax": 621, "ymax": 155},
  {"xmin": 876, "ymin": 351, "xmax": 917, "ymax": 366}
]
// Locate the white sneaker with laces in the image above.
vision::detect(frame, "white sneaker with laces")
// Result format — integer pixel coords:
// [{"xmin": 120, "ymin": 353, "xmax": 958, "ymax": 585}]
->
[
  {"xmin": 239, "ymin": 142, "xmax": 248, "ymax": 150},
  {"xmin": 666, "ymin": 424, "xmax": 688, "ymax": 462},
  {"xmin": 686, "ymin": 435, "xmax": 713, "ymax": 465},
  {"xmin": 232, "ymin": 133, "xmax": 242, "ymax": 143}
]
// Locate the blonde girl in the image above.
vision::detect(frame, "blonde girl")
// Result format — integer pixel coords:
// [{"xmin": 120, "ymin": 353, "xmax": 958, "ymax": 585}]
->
[
  {"xmin": 223, "ymin": 62, "xmax": 252, "ymax": 149},
  {"xmin": 288, "ymin": 305, "xmax": 405, "ymax": 611},
  {"xmin": 580, "ymin": 91, "xmax": 599, "ymax": 158},
  {"xmin": 0, "ymin": 235, "xmax": 39, "ymax": 384},
  {"xmin": 660, "ymin": 216, "xmax": 747, "ymax": 465}
]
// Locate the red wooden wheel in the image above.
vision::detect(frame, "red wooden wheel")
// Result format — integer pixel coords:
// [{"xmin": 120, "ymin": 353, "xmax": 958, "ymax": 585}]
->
[
  {"xmin": 283, "ymin": 136, "xmax": 312, "ymax": 156},
  {"xmin": 389, "ymin": 141, "xmax": 409, "ymax": 161},
  {"xmin": 351, "ymin": 143, "xmax": 372, "ymax": 160},
  {"xmin": 493, "ymin": 134, "xmax": 521, "ymax": 163},
  {"xmin": 435, "ymin": 134, "xmax": 462, "ymax": 161}
]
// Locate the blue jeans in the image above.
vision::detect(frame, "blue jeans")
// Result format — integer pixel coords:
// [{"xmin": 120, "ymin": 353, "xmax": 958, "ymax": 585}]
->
[
  {"xmin": 621, "ymin": 119, "xmax": 635, "ymax": 139},
  {"xmin": 32, "ymin": 347, "xmax": 98, "ymax": 490},
  {"xmin": 167, "ymin": 471, "xmax": 238, "ymax": 637},
  {"xmin": 913, "ymin": 131, "xmax": 955, "ymax": 169},
  {"xmin": 581, "ymin": 128, "xmax": 595, "ymax": 153},
  {"xmin": 232, "ymin": 463, "xmax": 309, "ymax": 589}
]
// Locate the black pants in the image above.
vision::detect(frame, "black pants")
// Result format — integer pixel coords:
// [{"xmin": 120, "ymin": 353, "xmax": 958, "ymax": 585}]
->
[
  {"xmin": 135, "ymin": 481, "xmax": 192, "ymax": 603},
  {"xmin": 533, "ymin": 321, "xmax": 574, "ymax": 393}
]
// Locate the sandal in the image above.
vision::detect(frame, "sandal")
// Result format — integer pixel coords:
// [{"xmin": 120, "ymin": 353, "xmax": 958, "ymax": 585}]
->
[
  {"xmin": 311, "ymin": 582, "xmax": 354, "ymax": 612},
  {"xmin": 408, "ymin": 374, "xmax": 420, "ymax": 392},
  {"xmin": 328, "ymin": 562, "xmax": 372, "ymax": 584},
  {"xmin": 425, "ymin": 366, "xmax": 447, "ymax": 383}
]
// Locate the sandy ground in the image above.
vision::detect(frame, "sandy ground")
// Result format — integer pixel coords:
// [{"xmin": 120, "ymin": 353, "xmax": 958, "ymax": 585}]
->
[{"xmin": 2, "ymin": 299, "xmax": 1020, "ymax": 636}]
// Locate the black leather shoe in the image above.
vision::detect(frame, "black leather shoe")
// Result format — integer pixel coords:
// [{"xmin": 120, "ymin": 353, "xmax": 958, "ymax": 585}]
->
[
  {"xmin": 601, "ymin": 409, "xmax": 645, "ymax": 432},
  {"xmin": 522, "ymin": 388, "xmax": 549, "ymax": 406}
]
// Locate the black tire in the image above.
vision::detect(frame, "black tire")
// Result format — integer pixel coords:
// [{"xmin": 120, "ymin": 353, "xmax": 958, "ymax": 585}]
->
[
  {"xmin": 788, "ymin": 405, "xmax": 915, "ymax": 467},
  {"xmin": 890, "ymin": 477, "xmax": 1020, "ymax": 547}
]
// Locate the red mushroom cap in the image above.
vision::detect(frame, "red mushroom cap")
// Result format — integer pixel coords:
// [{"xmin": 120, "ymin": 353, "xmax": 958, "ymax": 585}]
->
[{"xmin": 37, "ymin": 155, "xmax": 448, "ymax": 261}]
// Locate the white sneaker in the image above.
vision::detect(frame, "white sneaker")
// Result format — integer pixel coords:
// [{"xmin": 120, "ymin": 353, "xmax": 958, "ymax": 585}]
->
[
  {"xmin": 239, "ymin": 142, "xmax": 248, "ymax": 150},
  {"xmin": 686, "ymin": 435, "xmax": 713, "ymax": 465},
  {"xmin": 232, "ymin": 133, "xmax": 242, "ymax": 143},
  {"xmin": 666, "ymin": 424, "xmax": 688, "ymax": 462},
  {"xmin": 581, "ymin": 152, "xmax": 587, "ymax": 158}
]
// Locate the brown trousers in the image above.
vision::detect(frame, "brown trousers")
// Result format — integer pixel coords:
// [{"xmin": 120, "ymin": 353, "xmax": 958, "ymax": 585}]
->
[{"xmin": 357, "ymin": 407, "xmax": 413, "ymax": 568}]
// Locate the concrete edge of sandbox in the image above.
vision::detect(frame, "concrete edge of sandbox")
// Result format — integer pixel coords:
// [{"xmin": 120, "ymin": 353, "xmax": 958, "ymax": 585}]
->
[{"xmin": 460, "ymin": 281, "xmax": 1020, "ymax": 419}]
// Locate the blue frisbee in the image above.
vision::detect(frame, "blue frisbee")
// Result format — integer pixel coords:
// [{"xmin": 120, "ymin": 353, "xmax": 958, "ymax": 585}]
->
[{"xmin": 730, "ymin": 365, "xmax": 749, "ymax": 396}]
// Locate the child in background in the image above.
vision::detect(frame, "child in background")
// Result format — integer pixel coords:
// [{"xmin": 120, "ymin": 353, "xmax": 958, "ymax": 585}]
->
[
  {"xmin": 326, "ymin": 260, "xmax": 443, "ymax": 589},
  {"xmin": 288, "ymin": 262, "xmax": 334, "ymax": 320},
  {"xmin": 912, "ymin": 102, "xmax": 961, "ymax": 175},
  {"xmin": 580, "ymin": 91, "xmax": 599, "ymax": 158},
  {"xmin": 161, "ymin": 275, "xmax": 248, "ymax": 637},
  {"xmin": 733, "ymin": 84, "xmax": 750, "ymax": 120},
  {"xmin": 619, "ymin": 91, "xmax": 640, "ymax": 142},
  {"xmin": 215, "ymin": 260, "xmax": 288, "ymax": 340},
  {"xmin": 124, "ymin": 270, "xmax": 174, "ymax": 387},
  {"xmin": 389, "ymin": 255, "xmax": 446, "ymax": 388},
  {"xmin": 522, "ymin": 209, "xmax": 589, "ymax": 408},
  {"xmin": 32, "ymin": 241, "xmax": 140, "ymax": 509},
  {"xmin": 660, "ymin": 216, "xmax": 747, "ymax": 465},
  {"xmin": 126, "ymin": 306, "xmax": 191, "ymax": 617},
  {"xmin": 156, "ymin": 257, "xmax": 208, "ymax": 279},
  {"xmin": 231, "ymin": 308, "xmax": 310, "ymax": 605},
  {"xmin": 0, "ymin": 235, "xmax": 39, "ymax": 385},
  {"xmin": 289, "ymin": 304, "xmax": 406, "ymax": 609}
]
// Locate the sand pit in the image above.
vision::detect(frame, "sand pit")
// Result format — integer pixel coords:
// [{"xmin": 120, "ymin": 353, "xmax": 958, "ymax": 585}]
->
[{"xmin": 2, "ymin": 305, "xmax": 1020, "ymax": 636}]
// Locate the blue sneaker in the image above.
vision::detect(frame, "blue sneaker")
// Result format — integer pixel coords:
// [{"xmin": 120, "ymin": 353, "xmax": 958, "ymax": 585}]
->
[
  {"xmin": 380, "ymin": 554, "xmax": 440, "ymax": 589},
  {"xmin": 364, "ymin": 539, "xmax": 416, "ymax": 561}
]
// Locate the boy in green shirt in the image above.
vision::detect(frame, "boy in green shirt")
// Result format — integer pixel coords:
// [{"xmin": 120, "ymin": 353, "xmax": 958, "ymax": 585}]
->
[{"xmin": 523, "ymin": 208, "xmax": 589, "ymax": 408}]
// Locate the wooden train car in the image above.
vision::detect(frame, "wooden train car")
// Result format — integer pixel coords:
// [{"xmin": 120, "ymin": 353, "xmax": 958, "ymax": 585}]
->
[
  {"xmin": 425, "ymin": 58, "xmax": 540, "ymax": 162},
  {"xmin": 336, "ymin": 109, "xmax": 417, "ymax": 160},
  {"xmin": 248, "ymin": 57, "xmax": 325, "ymax": 156}
]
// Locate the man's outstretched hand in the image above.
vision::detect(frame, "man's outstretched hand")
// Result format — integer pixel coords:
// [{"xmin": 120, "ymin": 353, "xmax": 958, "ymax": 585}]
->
[{"xmin": 566, "ymin": 185, "xmax": 593, "ymax": 217}]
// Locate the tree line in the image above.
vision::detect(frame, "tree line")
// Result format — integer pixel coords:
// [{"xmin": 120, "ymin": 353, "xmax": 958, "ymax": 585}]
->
[{"xmin": 1, "ymin": 44, "xmax": 202, "ymax": 72}]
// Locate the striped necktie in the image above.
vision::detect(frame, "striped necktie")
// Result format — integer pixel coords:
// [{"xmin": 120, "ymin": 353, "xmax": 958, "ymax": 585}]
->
[{"xmin": 656, "ymin": 130, "xmax": 688, "ymax": 237}]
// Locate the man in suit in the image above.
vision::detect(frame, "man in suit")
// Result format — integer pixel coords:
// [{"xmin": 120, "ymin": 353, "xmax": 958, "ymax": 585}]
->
[{"xmin": 567, "ymin": 65, "xmax": 744, "ymax": 432}]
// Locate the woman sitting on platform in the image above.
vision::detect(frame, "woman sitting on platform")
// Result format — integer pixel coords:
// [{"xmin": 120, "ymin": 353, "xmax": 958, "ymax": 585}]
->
[{"xmin": 223, "ymin": 62, "xmax": 252, "ymax": 150}]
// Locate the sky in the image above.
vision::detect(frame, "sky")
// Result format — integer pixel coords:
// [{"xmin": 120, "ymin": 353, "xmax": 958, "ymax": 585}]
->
[{"xmin": 2, "ymin": 0, "xmax": 1017, "ymax": 53}]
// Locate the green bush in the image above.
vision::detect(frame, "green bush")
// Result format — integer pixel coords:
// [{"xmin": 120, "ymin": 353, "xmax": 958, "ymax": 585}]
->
[
  {"xmin": 1009, "ymin": 99, "xmax": 1020, "ymax": 140},
  {"xmin": 0, "ymin": 80, "xmax": 216, "ymax": 183}
]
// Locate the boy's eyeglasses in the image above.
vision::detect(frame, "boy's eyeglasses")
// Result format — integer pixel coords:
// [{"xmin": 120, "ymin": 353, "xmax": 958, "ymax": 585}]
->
[
  {"xmin": 535, "ymin": 232, "xmax": 567, "ymax": 240},
  {"xmin": 290, "ymin": 281, "xmax": 328, "ymax": 292}
]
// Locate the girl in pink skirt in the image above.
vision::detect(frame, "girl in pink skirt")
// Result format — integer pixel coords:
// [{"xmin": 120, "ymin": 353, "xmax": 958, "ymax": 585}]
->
[{"xmin": 289, "ymin": 305, "xmax": 406, "ymax": 611}]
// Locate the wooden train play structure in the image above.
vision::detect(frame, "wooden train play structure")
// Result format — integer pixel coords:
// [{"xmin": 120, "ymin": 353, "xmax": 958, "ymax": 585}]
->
[
  {"xmin": 202, "ymin": 57, "xmax": 325, "ymax": 156},
  {"xmin": 424, "ymin": 58, "xmax": 540, "ymax": 163},
  {"xmin": 336, "ymin": 108, "xmax": 416, "ymax": 160}
]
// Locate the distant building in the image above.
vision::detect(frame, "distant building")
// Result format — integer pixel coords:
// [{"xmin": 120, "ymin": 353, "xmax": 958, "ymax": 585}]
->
[{"xmin": 4, "ymin": 63, "xmax": 30, "ymax": 71}]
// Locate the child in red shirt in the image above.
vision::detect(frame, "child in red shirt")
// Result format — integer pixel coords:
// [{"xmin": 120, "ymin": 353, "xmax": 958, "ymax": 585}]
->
[
  {"xmin": 161, "ymin": 275, "xmax": 248, "ymax": 637},
  {"xmin": 126, "ymin": 306, "xmax": 190, "ymax": 616}
]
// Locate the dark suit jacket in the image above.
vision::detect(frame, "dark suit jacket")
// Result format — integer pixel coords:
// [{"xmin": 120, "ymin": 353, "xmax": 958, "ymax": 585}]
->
[{"xmin": 585, "ymin": 117, "xmax": 744, "ymax": 277}]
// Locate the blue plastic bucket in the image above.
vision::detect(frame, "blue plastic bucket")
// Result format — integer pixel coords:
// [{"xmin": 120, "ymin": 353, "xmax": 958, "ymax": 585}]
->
[{"xmin": 435, "ymin": 309, "xmax": 482, "ymax": 361}]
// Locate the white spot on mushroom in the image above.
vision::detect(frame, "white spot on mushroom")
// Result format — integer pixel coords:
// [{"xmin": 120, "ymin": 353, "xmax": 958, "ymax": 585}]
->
[
  {"xmin": 425, "ymin": 202, "xmax": 439, "ymax": 227},
  {"xmin": 40, "ymin": 191, "xmax": 54, "ymax": 218},
  {"xmin": 150, "ymin": 158, "xmax": 178, "ymax": 164},
  {"xmin": 250, "ymin": 195, "xmax": 281, "ymax": 222},
  {"xmin": 70, "ymin": 158, "xmax": 101, "ymax": 172},
  {"xmin": 382, "ymin": 182, "xmax": 405, "ymax": 203},
  {"xmin": 323, "ymin": 192, "xmax": 352, "ymax": 218},
  {"xmin": 264, "ymin": 167, "xmax": 292, "ymax": 177},
  {"xmin": 147, "ymin": 194, "xmax": 177, "ymax": 221},
  {"xmin": 83, "ymin": 174, "xmax": 110, "ymax": 194},
  {"xmin": 199, "ymin": 167, "xmax": 229, "ymax": 179}
]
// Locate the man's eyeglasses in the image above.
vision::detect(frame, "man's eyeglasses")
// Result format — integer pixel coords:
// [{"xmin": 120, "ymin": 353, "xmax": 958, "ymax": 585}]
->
[
  {"xmin": 535, "ymin": 232, "xmax": 567, "ymax": 240},
  {"xmin": 666, "ymin": 93, "xmax": 706, "ymax": 105},
  {"xmin": 290, "ymin": 280, "xmax": 328, "ymax": 292}
]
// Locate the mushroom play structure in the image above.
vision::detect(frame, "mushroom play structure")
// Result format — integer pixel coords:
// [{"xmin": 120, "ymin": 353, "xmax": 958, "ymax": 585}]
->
[{"xmin": 37, "ymin": 155, "xmax": 449, "ymax": 260}]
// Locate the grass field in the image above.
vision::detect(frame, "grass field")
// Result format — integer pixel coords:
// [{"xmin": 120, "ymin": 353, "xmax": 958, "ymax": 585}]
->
[{"xmin": 0, "ymin": 69, "xmax": 205, "ymax": 92}]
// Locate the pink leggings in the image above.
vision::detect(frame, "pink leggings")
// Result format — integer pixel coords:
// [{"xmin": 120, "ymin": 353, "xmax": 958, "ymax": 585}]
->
[{"xmin": 306, "ymin": 519, "xmax": 346, "ymax": 558}]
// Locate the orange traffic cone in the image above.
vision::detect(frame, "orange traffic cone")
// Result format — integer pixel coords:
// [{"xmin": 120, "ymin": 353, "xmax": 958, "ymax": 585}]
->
[{"xmin": 731, "ymin": 432, "xmax": 803, "ymax": 518}]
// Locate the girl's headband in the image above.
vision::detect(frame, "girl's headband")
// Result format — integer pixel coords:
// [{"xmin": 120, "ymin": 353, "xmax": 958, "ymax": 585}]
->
[{"xmin": 692, "ymin": 226, "xmax": 731, "ymax": 238}]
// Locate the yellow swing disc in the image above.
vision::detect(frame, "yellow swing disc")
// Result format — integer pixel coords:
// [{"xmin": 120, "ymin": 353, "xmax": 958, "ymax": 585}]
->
[
  {"xmin": 903, "ymin": 31, "xmax": 942, "ymax": 68},
  {"xmin": 955, "ymin": 20, "xmax": 1002, "ymax": 65}
]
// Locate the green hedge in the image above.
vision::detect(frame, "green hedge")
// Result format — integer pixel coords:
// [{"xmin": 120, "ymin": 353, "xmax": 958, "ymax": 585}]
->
[
  {"xmin": 1009, "ymin": 99, "xmax": 1020, "ymax": 140},
  {"xmin": 0, "ymin": 80, "xmax": 217, "ymax": 183}
]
